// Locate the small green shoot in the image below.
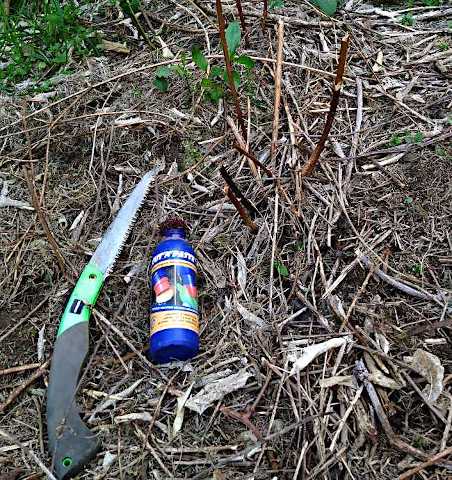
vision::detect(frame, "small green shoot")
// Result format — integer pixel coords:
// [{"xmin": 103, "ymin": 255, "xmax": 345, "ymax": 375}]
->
[
  {"xmin": 0, "ymin": 1, "xmax": 99, "ymax": 93},
  {"xmin": 269, "ymin": 0, "xmax": 285, "ymax": 10},
  {"xmin": 404, "ymin": 196, "xmax": 414, "ymax": 205},
  {"xmin": 310, "ymin": 0, "xmax": 337, "ymax": 16},
  {"xmin": 411, "ymin": 263, "xmax": 423, "ymax": 276},
  {"xmin": 389, "ymin": 131, "xmax": 424, "ymax": 147},
  {"xmin": 132, "ymin": 86, "xmax": 143, "ymax": 97},
  {"xmin": 390, "ymin": 134, "xmax": 403, "ymax": 147},
  {"xmin": 193, "ymin": 22, "xmax": 255, "ymax": 103},
  {"xmin": 182, "ymin": 141, "xmax": 203, "ymax": 169},
  {"xmin": 406, "ymin": 131, "xmax": 424, "ymax": 144},
  {"xmin": 435, "ymin": 146, "xmax": 451, "ymax": 159},
  {"xmin": 274, "ymin": 261, "xmax": 289, "ymax": 277},
  {"xmin": 401, "ymin": 13, "xmax": 415, "ymax": 26},
  {"xmin": 295, "ymin": 241, "xmax": 304, "ymax": 252},
  {"xmin": 438, "ymin": 42, "xmax": 449, "ymax": 51},
  {"xmin": 191, "ymin": 45, "xmax": 208, "ymax": 72},
  {"xmin": 154, "ymin": 22, "xmax": 255, "ymax": 104},
  {"xmin": 153, "ymin": 66, "xmax": 171, "ymax": 92}
]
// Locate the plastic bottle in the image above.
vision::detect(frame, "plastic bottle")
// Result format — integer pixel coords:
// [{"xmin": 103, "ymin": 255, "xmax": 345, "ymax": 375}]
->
[{"xmin": 148, "ymin": 218, "xmax": 199, "ymax": 363}]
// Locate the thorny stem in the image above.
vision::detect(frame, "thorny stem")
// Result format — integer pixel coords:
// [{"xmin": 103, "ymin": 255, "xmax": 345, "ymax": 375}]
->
[
  {"xmin": 271, "ymin": 20, "xmax": 284, "ymax": 160},
  {"xmin": 223, "ymin": 185, "xmax": 258, "ymax": 234},
  {"xmin": 235, "ymin": 0, "xmax": 248, "ymax": 45},
  {"xmin": 262, "ymin": 0, "xmax": 268, "ymax": 30},
  {"xmin": 215, "ymin": 0, "xmax": 248, "ymax": 141},
  {"xmin": 220, "ymin": 165, "xmax": 258, "ymax": 216},
  {"xmin": 22, "ymin": 126, "xmax": 68, "ymax": 276},
  {"xmin": 233, "ymin": 143, "xmax": 274, "ymax": 176},
  {"xmin": 302, "ymin": 34, "xmax": 350, "ymax": 176}
]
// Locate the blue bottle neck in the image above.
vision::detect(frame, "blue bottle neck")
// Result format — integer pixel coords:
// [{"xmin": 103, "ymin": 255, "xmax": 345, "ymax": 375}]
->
[{"xmin": 163, "ymin": 227, "xmax": 186, "ymax": 239}]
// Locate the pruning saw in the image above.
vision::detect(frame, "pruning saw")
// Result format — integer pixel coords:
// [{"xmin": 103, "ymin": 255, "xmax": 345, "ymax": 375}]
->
[{"xmin": 47, "ymin": 168, "xmax": 158, "ymax": 479}]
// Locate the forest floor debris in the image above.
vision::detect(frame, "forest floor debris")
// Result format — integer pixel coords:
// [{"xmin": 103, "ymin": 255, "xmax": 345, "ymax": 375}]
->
[{"xmin": 0, "ymin": 1, "xmax": 451, "ymax": 479}]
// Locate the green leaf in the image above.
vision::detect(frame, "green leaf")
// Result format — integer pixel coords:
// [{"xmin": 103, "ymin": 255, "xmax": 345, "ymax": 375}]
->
[
  {"xmin": 269, "ymin": 0, "xmax": 285, "ymax": 9},
  {"xmin": 210, "ymin": 66, "xmax": 223, "ymax": 79},
  {"xmin": 155, "ymin": 66, "xmax": 171, "ymax": 78},
  {"xmin": 235, "ymin": 55, "xmax": 255, "ymax": 69},
  {"xmin": 310, "ymin": 0, "xmax": 337, "ymax": 16},
  {"xmin": 274, "ymin": 261, "xmax": 289, "ymax": 277},
  {"xmin": 191, "ymin": 45, "xmax": 208, "ymax": 72},
  {"xmin": 206, "ymin": 83, "xmax": 224, "ymax": 102},
  {"xmin": 201, "ymin": 78, "xmax": 213, "ymax": 89},
  {"xmin": 153, "ymin": 76, "xmax": 168, "ymax": 92},
  {"xmin": 225, "ymin": 21, "xmax": 241, "ymax": 55},
  {"xmin": 223, "ymin": 68, "xmax": 240, "ymax": 88},
  {"xmin": 53, "ymin": 52, "xmax": 68, "ymax": 64}
]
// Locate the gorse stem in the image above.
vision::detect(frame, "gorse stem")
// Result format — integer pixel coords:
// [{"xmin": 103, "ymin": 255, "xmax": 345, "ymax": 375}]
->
[{"xmin": 215, "ymin": 0, "xmax": 248, "ymax": 141}]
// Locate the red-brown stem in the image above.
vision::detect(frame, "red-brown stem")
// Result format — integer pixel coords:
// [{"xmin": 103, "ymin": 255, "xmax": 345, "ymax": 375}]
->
[
  {"xmin": 262, "ymin": 0, "xmax": 268, "ymax": 30},
  {"xmin": 23, "ymin": 166, "xmax": 67, "ymax": 274},
  {"xmin": 220, "ymin": 165, "xmax": 258, "ymax": 216},
  {"xmin": 224, "ymin": 185, "xmax": 258, "ymax": 234},
  {"xmin": 233, "ymin": 143, "xmax": 274, "ymax": 177},
  {"xmin": 0, "ymin": 360, "xmax": 50, "ymax": 414},
  {"xmin": 235, "ymin": 0, "xmax": 248, "ymax": 45},
  {"xmin": 271, "ymin": 20, "xmax": 284, "ymax": 160},
  {"xmin": 215, "ymin": 0, "xmax": 248, "ymax": 141},
  {"xmin": 301, "ymin": 33, "xmax": 350, "ymax": 176}
]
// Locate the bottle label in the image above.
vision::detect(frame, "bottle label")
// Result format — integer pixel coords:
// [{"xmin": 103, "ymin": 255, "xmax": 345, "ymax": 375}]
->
[{"xmin": 150, "ymin": 252, "xmax": 199, "ymax": 335}]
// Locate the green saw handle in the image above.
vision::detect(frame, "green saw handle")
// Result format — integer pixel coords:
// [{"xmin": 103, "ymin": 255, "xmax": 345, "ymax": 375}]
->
[{"xmin": 47, "ymin": 263, "xmax": 104, "ymax": 479}]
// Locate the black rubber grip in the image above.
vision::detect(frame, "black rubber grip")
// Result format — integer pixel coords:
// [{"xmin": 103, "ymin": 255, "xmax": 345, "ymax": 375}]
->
[{"xmin": 46, "ymin": 323, "xmax": 100, "ymax": 479}]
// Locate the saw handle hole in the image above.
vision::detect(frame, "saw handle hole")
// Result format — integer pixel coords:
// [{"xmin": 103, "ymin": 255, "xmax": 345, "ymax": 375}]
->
[
  {"xmin": 62, "ymin": 457, "xmax": 73, "ymax": 468},
  {"xmin": 89, "ymin": 273, "xmax": 97, "ymax": 280}
]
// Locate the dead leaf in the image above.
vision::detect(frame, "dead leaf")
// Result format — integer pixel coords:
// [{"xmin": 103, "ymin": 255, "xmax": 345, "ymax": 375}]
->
[
  {"xmin": 101, "ymin": 39, "xmax": 130, "ymax": 54},
  {"xmin": 406, "ymin": 349, "xmax": 444, "ymax": 402},
  {"xmin": 185, "ymin": 369, "xmax": 253, "ymax": 415},
  {"xmin": 288, "ymin": 337, "xmax": 352, "ymax": 375},
  {"xmin": 172, "ymin": 383, "xmax": 193, "ymax": 437},
  {"xmin": 372, "ymin": 50, "xmax": 384, "ymax": 72},
  {"xmin": 236, "ymin": 302, "xmax": 266, "ymax": 329},
  {"xmin": 236, "ymin": 250, "xmax": 247, "ymax": 295},
  {"xmin": 89, "ymin": 379, "xmax": 144, "ymax": 423},
  {"xmin": 114, "ymin": 412, "xmax": 152, "ymax": 424},
  {"xmin": 319, "ymin": 375, "xmax": 354, "ymax": 388},
  {"xmin": 364, "ymin": 352, "xmax": 404, "ymax": 390}
]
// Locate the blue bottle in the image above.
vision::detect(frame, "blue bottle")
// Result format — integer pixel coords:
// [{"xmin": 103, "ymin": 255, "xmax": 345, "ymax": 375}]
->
[{"xmin": 148, "ymin": 218, "xmax": 199, "ymax": 363}]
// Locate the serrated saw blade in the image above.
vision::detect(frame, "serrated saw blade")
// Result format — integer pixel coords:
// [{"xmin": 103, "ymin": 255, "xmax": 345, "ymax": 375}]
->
[{"xmin": 89, "ymin": 167, "xmax": 159, "ymax": 276}]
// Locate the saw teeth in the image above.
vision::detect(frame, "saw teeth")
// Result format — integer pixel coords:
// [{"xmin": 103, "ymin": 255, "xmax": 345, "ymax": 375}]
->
[{"xmin": 92, "ymin": 169, "xmax": 158, "ymax": 276}]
